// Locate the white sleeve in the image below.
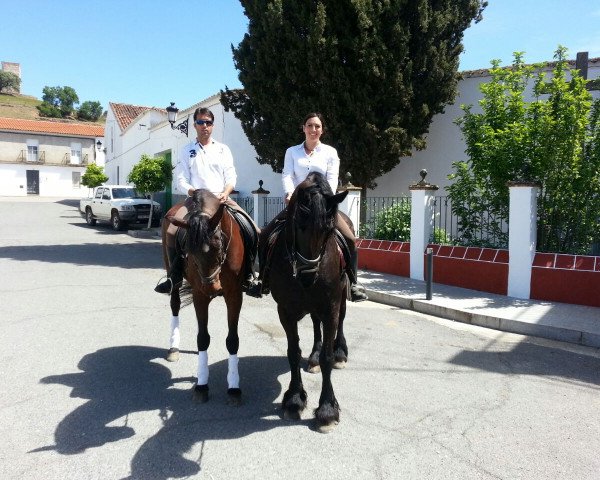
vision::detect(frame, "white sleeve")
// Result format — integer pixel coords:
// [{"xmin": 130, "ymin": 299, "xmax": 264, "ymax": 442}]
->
[
  {"xmin": 221, "ymin": 145, "xmax": 237, "ymax": 189},
  {"xmin": 326, "ymin": 147, "xmax": 340, "ymax": 192},
  {"xmin": 282, "ymin": 147, "xmax": 295, "ymax": 194},
  {"xmin": 174, "ymin": 146, "xmax": 194, "ymax": 195}
]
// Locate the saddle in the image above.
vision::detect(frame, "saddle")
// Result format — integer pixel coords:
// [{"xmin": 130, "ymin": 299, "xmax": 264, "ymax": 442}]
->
[{"xmin": 226, "ymin": 205, "xmax": 259, "ymax": 269}]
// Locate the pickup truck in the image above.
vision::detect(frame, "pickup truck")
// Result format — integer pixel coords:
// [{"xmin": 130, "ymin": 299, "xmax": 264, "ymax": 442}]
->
[{"xmin": 80, "ymin": 185, "xmax": 162, "ymax": 231}]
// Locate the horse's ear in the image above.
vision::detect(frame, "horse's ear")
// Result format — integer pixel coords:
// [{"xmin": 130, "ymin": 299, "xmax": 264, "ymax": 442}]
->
[
  {"xmin": 327, "ymin": 190, "xmax": 348, "ymax": 209},
  {"xmin": 167, "ymin": 215, "xmax": 189, "ymax": 229},
  {"xmin": 208, "ymin": 204, "xmax": 225, "ymax": 230}
]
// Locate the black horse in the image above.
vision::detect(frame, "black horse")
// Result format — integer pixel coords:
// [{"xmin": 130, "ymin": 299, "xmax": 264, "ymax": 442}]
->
[{"xmin": 266, "ymin": 172, "xmax": 350, "ymax": 432}]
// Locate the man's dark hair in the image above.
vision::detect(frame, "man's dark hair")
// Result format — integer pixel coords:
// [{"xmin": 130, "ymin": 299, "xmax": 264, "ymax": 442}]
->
[{"xmin": 194, "ymin": 107, "xmax": 214, "ymax": 122}]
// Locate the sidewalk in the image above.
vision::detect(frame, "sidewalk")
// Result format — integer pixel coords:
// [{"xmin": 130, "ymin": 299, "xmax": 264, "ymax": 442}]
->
[{"xmin": 359, "ymin": 270, "xmax": 600, "ymax": 349}]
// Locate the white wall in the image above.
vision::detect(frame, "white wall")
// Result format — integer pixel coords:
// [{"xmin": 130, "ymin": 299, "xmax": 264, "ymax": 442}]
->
[
  {"xmin": 370, "ymin": 64, "xmax": 600, "ymax": 197},
  {"xmin": 0, "ymin": 164, "xmax": 87, "ymax": 197}
]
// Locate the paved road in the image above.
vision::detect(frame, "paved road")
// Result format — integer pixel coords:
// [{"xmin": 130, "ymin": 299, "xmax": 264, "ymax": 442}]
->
[{"xmin": 1, "ymin": 197, "xmax": 600, "ymax": 480}]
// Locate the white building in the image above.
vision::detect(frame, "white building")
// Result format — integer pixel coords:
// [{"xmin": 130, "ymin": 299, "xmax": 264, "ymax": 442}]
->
[
  {"xmin": 104, "ymin": 96, "xmax": 283, "ymax": 200},
  {"xmin": 104, "ymin": 56, "xmax": 600, "ymax": 202},
  {"xmin": 0, "ymin": 117, "xmax": 104, "ymax": 197}
]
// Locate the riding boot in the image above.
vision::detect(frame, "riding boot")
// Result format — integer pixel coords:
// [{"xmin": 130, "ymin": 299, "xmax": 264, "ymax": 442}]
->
[
  {"xmin": 347, "ymin": 249, "xmax": 368, "ymax": 302},
  {"xmin": 154, "ymin": 246, "xmax": 184, "ymax": 295}
]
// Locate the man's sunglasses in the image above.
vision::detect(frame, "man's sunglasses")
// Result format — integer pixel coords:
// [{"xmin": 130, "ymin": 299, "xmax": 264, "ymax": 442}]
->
[{"xmin": 195, "ymin": 119, "xmax": 214, "ymax": 126}]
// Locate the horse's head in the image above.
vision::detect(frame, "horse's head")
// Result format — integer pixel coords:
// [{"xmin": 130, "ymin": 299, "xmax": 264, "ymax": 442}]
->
[
  {"xmin": 288, "ymin": 172, "xmax": 348, "ymax": 286},
  {"xmin": 167, "ymin": 191, "xmax": 227, "ymax": 296}
]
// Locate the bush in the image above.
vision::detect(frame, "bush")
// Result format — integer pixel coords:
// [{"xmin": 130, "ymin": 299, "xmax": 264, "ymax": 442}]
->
[
  {"xmin": 374, "ymin": 202, "xmax": 411, "ymax": 241},
  {"xmin": 36, "ymin": 102, "xmax": 62, "ymax": 118},
  {"xmin": 431, "ymin": 227, "xmax": 451, "ymax": 244}
]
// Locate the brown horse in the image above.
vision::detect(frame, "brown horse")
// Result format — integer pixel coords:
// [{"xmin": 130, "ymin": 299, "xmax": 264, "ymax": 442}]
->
[
  {"xmin": 265, "ymin": 172, "xmax": 350, "ymax": 432},
  {"xmin": 161, "ymin": 189, "xmax": 249, "ymax": 405}
]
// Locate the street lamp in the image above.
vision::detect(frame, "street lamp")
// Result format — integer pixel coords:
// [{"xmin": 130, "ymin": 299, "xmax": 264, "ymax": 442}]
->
[
  {"xmin": 96, "ymin": 140, "xmax": 102, "ymax": 151},
  {"xmin": 166, "ymin": 102, "xmax": 188, "ymax": 136}
]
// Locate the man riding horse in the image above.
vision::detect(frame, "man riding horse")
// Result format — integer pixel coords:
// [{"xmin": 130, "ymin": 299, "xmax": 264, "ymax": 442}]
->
[{"xmin": 155, "ymin": 107, "xmax": 259, "ymax": 295}]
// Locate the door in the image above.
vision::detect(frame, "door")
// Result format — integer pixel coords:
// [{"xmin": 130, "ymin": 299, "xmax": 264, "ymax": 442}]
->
[{"xmin": 26, "ymin": 170, "xmax": 39, "ymax": 195}]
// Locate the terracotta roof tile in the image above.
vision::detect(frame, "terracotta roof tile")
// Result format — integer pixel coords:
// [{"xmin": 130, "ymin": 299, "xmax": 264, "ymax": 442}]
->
[
  {"xmin": 462, "ymin": 56, "xmax": 600, "ymax": 78},
  {"xmin": 0, "ymin": 117, "xmax": 104, "ymax": 137},
  {"xmin": 109, "ymin": 102, "xmax": 166, "ymax": 131}
]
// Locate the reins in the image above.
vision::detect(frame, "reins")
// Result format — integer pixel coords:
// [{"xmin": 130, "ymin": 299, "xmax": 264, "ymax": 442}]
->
[{"xmin": 287, "ymin": 202, "xmax": 331, "ymax": 282}]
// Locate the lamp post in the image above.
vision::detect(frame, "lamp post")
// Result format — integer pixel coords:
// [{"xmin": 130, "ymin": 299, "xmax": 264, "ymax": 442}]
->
[{"xmin": 166, "ymin": 102, "xmax": 188, "ymax": 136}]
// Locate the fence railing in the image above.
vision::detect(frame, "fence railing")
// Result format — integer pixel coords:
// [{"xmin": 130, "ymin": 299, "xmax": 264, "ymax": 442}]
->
[
  {"xmin": 360, "ymin": 196, "xmax": 411, "ymax": 239},
  {"xmin": 236, "ymin": 195, "xmax": 254, "ymax": 218},
  {"xmin": 263, "ymin": 196, "xmax": 285, "ymax": 227}
]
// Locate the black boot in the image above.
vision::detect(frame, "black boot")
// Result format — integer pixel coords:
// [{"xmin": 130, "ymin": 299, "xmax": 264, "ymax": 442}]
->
[
  {"xmin": 348, "ymin": 249, "xmax": 368, "ymax": 302},
  {"xmin": 155, "ymin": 247, "xmax": 184, "ymax": 295}
]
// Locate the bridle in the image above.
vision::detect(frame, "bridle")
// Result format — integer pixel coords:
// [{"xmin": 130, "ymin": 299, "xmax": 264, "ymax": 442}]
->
[
  {"xmin": 287, "ymin": 202, "xmax": 332, "ymax": 283},
  {"xmin": 190, "ymin": 210, "xmax": 233, "ymax": 285}
]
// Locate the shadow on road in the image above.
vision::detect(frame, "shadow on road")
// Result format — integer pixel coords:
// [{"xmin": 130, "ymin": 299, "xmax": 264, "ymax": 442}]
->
[
  {"xmin": 33, "ymin": 346, "xmax": 294, "ymax": 479},
  {"xmin": 449, "ymin": 341, "xmax": 600, "ymax": 388},
  {"xmin": 0, "ymin": 242, "xmax": 163, "ymax": 269}
]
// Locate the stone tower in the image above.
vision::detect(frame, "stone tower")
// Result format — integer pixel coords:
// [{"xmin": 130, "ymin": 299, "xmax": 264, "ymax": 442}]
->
[{"xmin": 1, "ymin": 62, "xmax": 21, "ymax": 93}]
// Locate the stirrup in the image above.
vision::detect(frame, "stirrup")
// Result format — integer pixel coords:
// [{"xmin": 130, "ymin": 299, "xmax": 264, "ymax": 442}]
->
[
  {"xmin": 245, "ymin": 280, "xmax": 263, "ymax": 298},
  {"xmin": 350, "ymin": 284, "xmax": 368, "ymax": 302},
  {"xmin": 154, "ymin": 277, "xmax": 173, "ymax": 295}
]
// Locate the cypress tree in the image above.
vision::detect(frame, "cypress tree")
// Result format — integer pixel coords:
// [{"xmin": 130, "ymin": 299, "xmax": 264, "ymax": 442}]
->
[{"xmin": 222, "ymin": 0, "xmax": 486, "ymax": 188}]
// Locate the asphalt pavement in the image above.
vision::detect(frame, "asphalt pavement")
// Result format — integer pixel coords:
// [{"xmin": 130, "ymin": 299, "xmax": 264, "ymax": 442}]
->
[{"xmin": 2, "ymin": 196, "xmax": 600, "ymax": 480}]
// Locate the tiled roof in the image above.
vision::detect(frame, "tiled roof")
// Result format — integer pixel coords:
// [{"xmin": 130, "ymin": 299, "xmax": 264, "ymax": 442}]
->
[
  {"xmin": 109, "ymin": 102, "xmax": 166, "ymax": 131},
  {"xmin": 0, "ymin": 117, "xmax": 104, "ymax": 137},
  {"xmin": 462, "ymin": 56, "xmax": 600, "ymax": 78}
]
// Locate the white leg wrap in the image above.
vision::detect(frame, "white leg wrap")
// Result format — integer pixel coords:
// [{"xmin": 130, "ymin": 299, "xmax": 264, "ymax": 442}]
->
[
  {"xmin": 197, "ymin": 350, "xmax": 209, "ymax": 385},
  {"xmin": 227, "ymin": 354, "xmax": 240, "ymax": 389},
  {"xmin": 169, "ymin": 315, "xmax": 180, "ymax": 349}
]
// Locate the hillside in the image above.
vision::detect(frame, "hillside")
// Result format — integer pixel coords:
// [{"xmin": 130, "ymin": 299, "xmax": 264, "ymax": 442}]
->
[{"xmin": 0, "ymin": 93, "xmax": 105, "ymax": 124}]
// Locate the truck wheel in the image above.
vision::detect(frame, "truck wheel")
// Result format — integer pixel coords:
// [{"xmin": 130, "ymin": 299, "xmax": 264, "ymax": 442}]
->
[
  {"xmin": 111, "ymin": 211, "xmax": 124, "ymax": 231},
  {"xmin": 86, "ymin": 208, "xmax": 97, "ymax": 226}
]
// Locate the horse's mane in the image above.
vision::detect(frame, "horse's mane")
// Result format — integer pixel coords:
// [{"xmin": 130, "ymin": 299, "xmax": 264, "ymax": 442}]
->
[
  {"xmin": 186, "ymin": 189, "xmax": 221, "ymax": 253},
  {"xmin": 290, "ymin": 172, "xmax": 337, "ymax": 232}
]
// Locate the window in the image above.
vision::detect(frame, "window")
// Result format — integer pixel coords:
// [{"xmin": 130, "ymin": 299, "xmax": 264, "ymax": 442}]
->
[
  {"xmin": 26, "ymin": 139, "xmax": 39, "ymax": 162},
  {"xmin": 94, "ymin": 188, "xmax": 104, "ymax": 199},
  {"xmin": 72, "ymin": 172, "xmax": 81, "ymax": 188},
  {"xmin": 70, "ymin": 142, "xmax": 82, "ymax": 164},
  {"xmin": 102, "ymin": 190, "xmax": 111, "ymax": 200},
  {"xmin": 27, "ymin": 145, "xmax": 38, "ymax": 162}
]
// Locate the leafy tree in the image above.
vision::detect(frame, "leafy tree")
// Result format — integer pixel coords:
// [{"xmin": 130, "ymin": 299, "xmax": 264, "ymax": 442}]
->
[
  {"xmin": 77, "ymin": 101, "xmax": 103, "ymax": 121},
  {"xmin": 448, "ymin": 47, "xmax": 600, "ymax": 254},
  {"xmin": 81, "ymin": 163, "xmax": 108, "ymax": 193},
  {"xmin": 39, "ymin": 85, "xmax": 79, "ymax": 118},
  {"xmin": 127, "ymin": 154, "xmax": 172, "ymax": 228},
  {"xmin": 0, "ymin": 71, "xmax": 21, "ymax": 93},
  {"xmin": 222, "ymin": 0, "xmax": 486, "ymax": 189}
]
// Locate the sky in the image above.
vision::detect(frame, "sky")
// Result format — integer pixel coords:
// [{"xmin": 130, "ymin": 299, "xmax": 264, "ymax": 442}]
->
[{"xmin": 2, "ymin": 0, "xmax": 600, "ymax": 113}]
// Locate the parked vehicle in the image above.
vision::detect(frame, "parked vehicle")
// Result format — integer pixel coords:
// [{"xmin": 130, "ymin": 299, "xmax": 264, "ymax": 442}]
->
[{"xmin": 80, "ymin": 185, "xmax": 162, "ymax": 231}]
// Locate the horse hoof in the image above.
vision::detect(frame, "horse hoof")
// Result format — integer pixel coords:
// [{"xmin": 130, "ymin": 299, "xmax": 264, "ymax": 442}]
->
[
  {"xmin": 317, "ymin": 421, "xmax": 339, "ymax": 434},
  {"xmin": 227, "ymin": 388, "xmax": 242, "ymax": 406},
  {"xmin": 307, "ymin": 364, "xmax": 321, "ymax": 374},
  {"xmin": 166, "ymin": 348, "xmax": 180, "ymax": 362},
  {"xmin": 333, "ymin": 361, "xmax": 347, "ymax": 369},
  {"xmin": 283, "ymin": 409, "xmax": 302, "ymax": 421},
  {"xmin": 192, "ymin": 384, "xmax": 209, "ymax": 403}
]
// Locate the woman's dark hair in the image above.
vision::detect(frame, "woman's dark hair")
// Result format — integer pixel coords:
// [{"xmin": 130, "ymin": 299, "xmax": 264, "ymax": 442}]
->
[
  {"xmin": 303, "ymin": 112, "xmax": 325, "ymax": 131},
  {"xmin": 194, "ymin": 107, "xmax": 215, "ymax": 122}
]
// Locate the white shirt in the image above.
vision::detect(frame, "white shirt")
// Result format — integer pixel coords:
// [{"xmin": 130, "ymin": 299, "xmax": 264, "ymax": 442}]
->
[
  {"xmin": 175, "ymin": 138, "xmax": 237, "ymax": 195},
  {"xmin": 281, "ymin": 142, "xmax": 340, "ymax": 194}
]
